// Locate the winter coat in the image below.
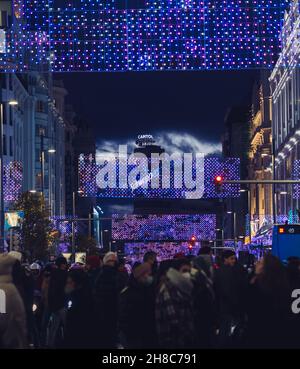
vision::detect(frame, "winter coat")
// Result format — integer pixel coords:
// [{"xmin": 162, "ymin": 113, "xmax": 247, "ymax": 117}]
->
[
  {"xmin": 48, "ymin": 268, "xmax": 68, "ymax": 313},
  {"xmin": 64, "ymin": 286, "xmax": 96, "ymax": 348},
  {"xmin": 214, "ymin": 263, "xmax": 248, "ymax": 318},
  {"xmin": 119, "ymin": 276, "xmax": 157, "ymax": 348},
  {"xmin": 156, "ymin": 268, "xmax": 197, "ymax": 349},
  {"xmin": 0, "ymin": 254, "xmax": 27, "ymax": 349},
  {"xmin": 94, "ymin": 265, "xmax": 124, "ymax": 348},
  {"xmin": 192, "ymin": 269, "xmax": 217, "ymax": 348}
]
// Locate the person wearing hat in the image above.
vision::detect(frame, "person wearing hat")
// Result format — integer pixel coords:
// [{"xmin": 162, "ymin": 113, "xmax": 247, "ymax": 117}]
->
[
  {"xmin": 0, "ymin": 254, "xmax": 27, "ymax": 348},
  {"xmin": 94, "ymin": 252, "xmax": 123, "ymax": 348},
  {"xmin": 119, "ymin": 263, "xmax": 157, "ymax": 348}
]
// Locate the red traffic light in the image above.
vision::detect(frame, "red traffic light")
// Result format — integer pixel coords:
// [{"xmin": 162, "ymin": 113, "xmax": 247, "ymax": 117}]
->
[
  {"xmin": 188, "ymin": 244, "xmax": 193, "ymax": 250},
  {"xmin": 214, "ymin": 175, "xmax": 223, "ymax": 183}
]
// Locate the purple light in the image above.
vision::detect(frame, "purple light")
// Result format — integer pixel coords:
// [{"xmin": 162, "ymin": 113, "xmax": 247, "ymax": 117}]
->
[
  {"xmin": 0, "ymin": 0, "xmax": 291, "ymax": 72},
  {"xmin": 112, "ymin": 214, "xmax": 216, "ymax": 241},
  {"xmin": 78, "ymin": 155, "xmax": 240, "ymax": 199},
  {"xmin": 4, "ymin": 162, "xmax": 22, "ymax": 202}
]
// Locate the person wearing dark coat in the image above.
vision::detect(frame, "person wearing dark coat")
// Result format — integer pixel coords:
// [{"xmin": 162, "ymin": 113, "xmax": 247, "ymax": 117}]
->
[
  {"xmin": 244, "ymin": 254, "xmax": 300, "ymax": 349},
  {"xmin": 119, "ymin": 263, "xmax": 157, "ymax": 349},
  {"xmin": 214, "ymin": 250, "xmax": 248, "ymax": 348},
  {"xmin": 63, "ymin": 269, "xmax": 96, "ymax": 348},
  {"xmin": 94, "ymin": 252, "xmax": 123, "ymax": 348},
  {"xmin": 47, "ymin": 256, "xmax": 68, "ymax": 347},
  {"xmin": 191, "ymin": 262, "xmax": 217, "ymax": 348}
]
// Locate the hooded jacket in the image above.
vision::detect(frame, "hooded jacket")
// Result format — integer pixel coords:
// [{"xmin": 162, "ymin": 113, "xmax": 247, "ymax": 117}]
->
[{"xmin": 0, "ymin": 254, "xmax": 27, "ymax": 349}]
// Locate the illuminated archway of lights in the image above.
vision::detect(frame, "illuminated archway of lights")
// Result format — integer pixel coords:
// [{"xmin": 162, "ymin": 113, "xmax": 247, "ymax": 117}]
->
[{"xmin": 0, "ymin": 0, "xmax": 290, "ymax": 72}]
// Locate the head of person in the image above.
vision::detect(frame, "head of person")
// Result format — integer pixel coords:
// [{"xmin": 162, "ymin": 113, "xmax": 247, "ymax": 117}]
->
[
  {"xmin": 143, "ymin": 251, "xmax": 158, "ymax": 274},
  {"xmin": 86, "ymin": 255, "xmax": 101, "ymax": 271},
  {"xmin": 30, "ymin": 262, "xmax": 41, "ymax": 278},
  {"xmin": 55, "ymin": 256, "xmax": 68, "ymax": 271},
  {"xmin": 254, "ymin": 254, "xmax": 289, "ymax": 297},
  {"xmin": 132, "ymin": 263, "xmax": 153, "ymax": 285},
  {"xmin": 222, "ymin": 250, "xmax": 237, "ymax": 267},
  {"xmin": 103, "ymin": 252, "xmax": 118, "ymax": 268},
  {"xmin": 143, "ymin": 251, "xmax": 157, "ymax": 266},
  {"xmin": 65, "ymin": 269, "xmax": 87, "ymax": 295},
  {"xmin": 173, "ymin": 258, "xmax": 191, "ymax": 279}
]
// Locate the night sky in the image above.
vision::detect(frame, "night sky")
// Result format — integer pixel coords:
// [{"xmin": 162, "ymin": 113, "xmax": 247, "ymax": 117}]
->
[{"xmin": 61, "ymin": 70, "xmax": 259, "ymax": 153}]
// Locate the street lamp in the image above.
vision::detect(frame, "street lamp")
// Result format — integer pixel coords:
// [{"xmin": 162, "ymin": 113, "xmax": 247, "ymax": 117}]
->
[
  {"xmin": 239, "ymin": 187, "xmax": 251, "ymax": 242},
  {"xmin": 71, "ymin": 190, "xmax": 84, "ymax": 262},
  {"xmin": 0, "ymin": 100, "xmax": 18, "ymax": 251},
  {"xmin": 48, "ymin": 149, "xmax": 56, "ymax": 154},
  {"xmin": 227, "ymin": 211, "xmax": 237, "ymax": 248},
  {"xmin": 215, "ymin": 228, "xmax": 224, "ymax": 247}
]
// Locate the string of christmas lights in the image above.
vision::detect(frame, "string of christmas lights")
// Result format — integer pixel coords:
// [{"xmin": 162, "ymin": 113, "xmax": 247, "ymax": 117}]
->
[
  {"xmin": 112, "ymin": 213, "xmax": 216, "ymax": 241},
  {"xmin": 3, "ymin": 161, "xmax": 23, "ymax": 202},
  {"xmin": 0, "ymin": 0, "xmax": 290, "ymax": 72}
]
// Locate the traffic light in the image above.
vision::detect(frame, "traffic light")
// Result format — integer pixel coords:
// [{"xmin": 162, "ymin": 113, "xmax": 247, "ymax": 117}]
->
[
  {"xmin": 188, "ymin": 235, "xmax": 196, "ymax": 251},
  {"xmin": 214, "ymin": 175, "xmax": 223, "ymax": 193}
]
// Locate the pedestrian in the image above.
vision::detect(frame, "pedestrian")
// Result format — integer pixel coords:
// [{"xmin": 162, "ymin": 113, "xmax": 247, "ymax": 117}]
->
[
  {"xmin": 63, "ymin": 269, "xmax": 96, "ymax": 348},
  {"xmin": 194, "ymin": 246, "xmax": 214, "ymax": 279},
  {"xmin": 143, "ymin": 251, "xmax": 158, "ymax": 276},
  {"xmin": 156, "ymin": 258, "xmax": 197, "ymax": 349},
  {"xmin": 40, "ymin": 264, "xmax": 53, "ymax": 347},
  {"xmin": 192, "ymin": 255, "xmax": 217, "ymax": 348},
  {"xmin": 244, "ymin": 254, "xmax": 298, "ymax": 348},
  {"xmin": 94, "ymin": 252, "xmax": 123, "ymax": 348},
  {"xmin": 47, "ymin": 256, "xmax": 68, "ymax": 348},
  {"xmin": 214, "ymin": 250, "xmax": 248, "ymax": 348},
  {"xmin": 0, "ymin": 254, "xmax": 27, "ymax": 349},
  {"xmin": 119, "ymin": 262, "xmax": 157, "ymax": 348},
  {"xmin": 86, "ymin": 255, "xmax": 102, "ymax": 289}
]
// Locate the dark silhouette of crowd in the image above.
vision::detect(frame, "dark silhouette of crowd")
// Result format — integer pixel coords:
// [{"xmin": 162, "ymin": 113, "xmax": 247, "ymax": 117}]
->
[{"xmin": 0, "ymin": 247, "xmax": 300, "ymax": 349}]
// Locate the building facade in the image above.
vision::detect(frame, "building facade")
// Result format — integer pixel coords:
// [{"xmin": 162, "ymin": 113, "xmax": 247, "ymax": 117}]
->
[
  {"xmin": 270, "ymin": 0, "xmax": 300, "ymax": 220},
  {"xmin": 248, "ymin": 71, "xmax": 273, "ymax": 236},
  {"xmin": 0, "ymin": 1, "xmax": 67, "ymax": 216},
  {"xmin": 222, "ymin": 105, "xmax": 251, "ymax": 241}
]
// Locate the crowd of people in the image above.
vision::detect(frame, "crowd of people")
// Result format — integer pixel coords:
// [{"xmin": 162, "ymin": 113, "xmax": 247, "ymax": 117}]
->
[{"xmin": 0, "ymin": 247, "xmax": 300, "ymax": 349}]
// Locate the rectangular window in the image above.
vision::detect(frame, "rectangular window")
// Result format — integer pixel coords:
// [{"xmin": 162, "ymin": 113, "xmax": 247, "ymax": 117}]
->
[
  {"xmin": 9, "ymin": 136, "xmax": 12, "ymax": 157},
  {"xmin": 0, "ymin": 11, "xmax": 8, "ymax": 28},
  {"xmin": 3, "ymin": 104, "xmax": 7, "ymax": 124},
  {"xmin": 9, "ymin": 105, "xmax": 13, "ymax": 125},
  {"xmin": 36, "ymin": 100, "xmax": 45, "ymax": 113},
  {"xmin": 3, "ymin": 134, "xmax": 7, "ymax": 156}
]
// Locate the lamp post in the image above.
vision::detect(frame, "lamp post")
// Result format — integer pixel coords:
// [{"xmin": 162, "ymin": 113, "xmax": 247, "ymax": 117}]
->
[
  {"xmin": 239, "ymin": 188, "xmax": 251, "ymax": 242},
  {"xmin": 227, "ymin": 211, "xmax": 236, "ymax": 249},
  {"xmin": 71, "ymin": 190, "xmax": 83, "ymax": 262},
  {"xmin": 0, "ymin": 100, "xmax": 18, "ymax": 252},
  {"xmin": 216, "ymin": 228, "xmax": 224, "ymax": 247}
]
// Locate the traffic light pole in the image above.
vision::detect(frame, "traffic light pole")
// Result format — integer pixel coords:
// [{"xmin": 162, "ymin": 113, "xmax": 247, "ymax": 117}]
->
[{"xmin": 222, "ymin": 180, "xmax": 300, "ymax": 184}]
